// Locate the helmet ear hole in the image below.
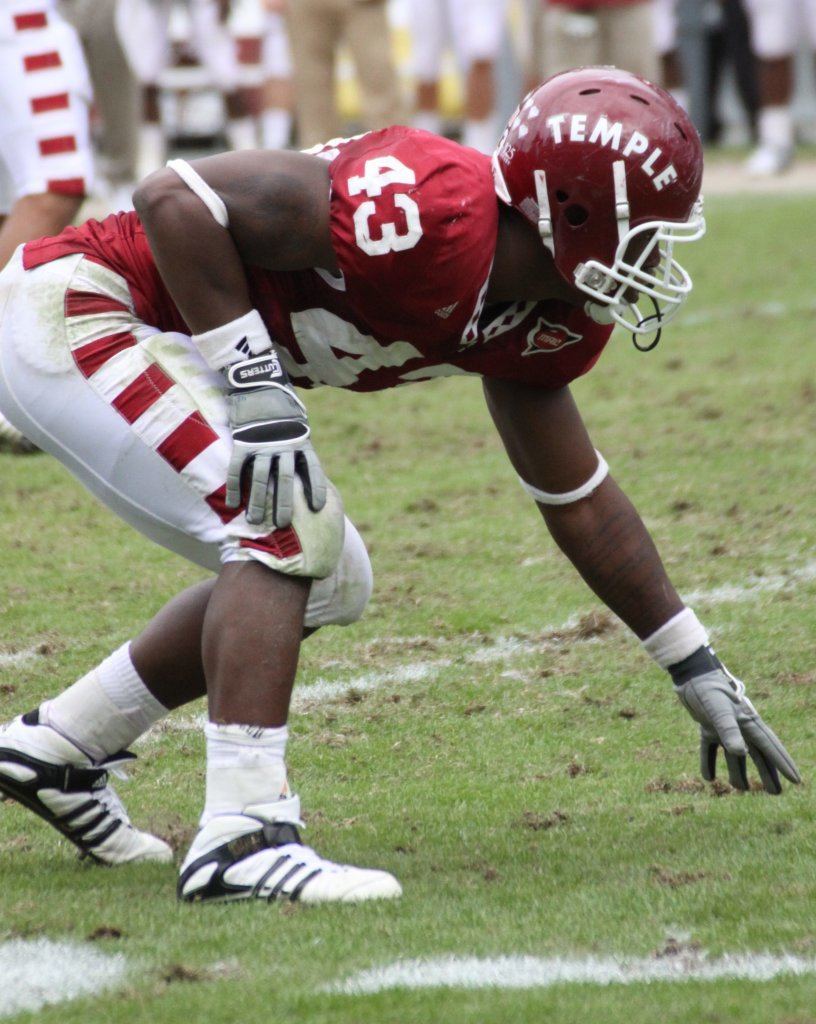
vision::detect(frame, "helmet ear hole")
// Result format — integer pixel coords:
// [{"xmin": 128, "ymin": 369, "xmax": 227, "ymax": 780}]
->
[{"xmin": 565, "ymin": 204, "xmax": 588, "ymax": 227}]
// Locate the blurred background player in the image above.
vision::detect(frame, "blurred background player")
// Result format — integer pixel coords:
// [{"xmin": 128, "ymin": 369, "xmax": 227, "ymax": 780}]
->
[
  {"xmin": 285, "ymin": 0, "xmax": 401, "ymax": 148},
  {"xmin": 0, "ymin": 0, "xmax": 93, "ymax": 266},
  {"xmin": 742, "ymin": 0, "xmax": 816, "ymax": 175},
  {"xmin": 61, "ymin": 0, "xmax": 140, "ymax": 209},
  {"xmin": 409, "ymin": 0, "xmax": 508, "ymax": 154},
  {"xmin": 0, "ymin": 0, "xmax": 95, "ymax": 452},
  {"xmin": 533, "ymin": 0, "xmax": 658, "ymax": 83},
  {"xmin": 259, "ymin": 0, "xmax": 293, "ymax": 150},
  {"xmin": 115, "ymin": 0, "xmax": 258, "ymax": 179},
  {"xmin": 655, "ymin": 0, "xmax": 758, "ymax": 145}
]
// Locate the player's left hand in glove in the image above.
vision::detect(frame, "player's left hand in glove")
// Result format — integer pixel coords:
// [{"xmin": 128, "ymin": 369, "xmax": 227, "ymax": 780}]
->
[
  {"xmin": 224, "ymin": 352, "xmax": 327, "ymax": 527},
  {"xmin": 671, "ymin": 646, "xmax": 801, "ymax": 794}
]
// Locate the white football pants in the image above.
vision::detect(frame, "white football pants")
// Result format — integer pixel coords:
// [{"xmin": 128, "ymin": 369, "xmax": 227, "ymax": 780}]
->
[{"xmin": 0, "ymin": 247, "xmax": 372, "ymax": 628}]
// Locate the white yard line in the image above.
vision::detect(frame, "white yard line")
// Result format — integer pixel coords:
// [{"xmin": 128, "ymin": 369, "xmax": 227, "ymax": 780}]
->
[
  {"xmin": 0, "ymin": 646, "xmax": 41, "ymax": 671},
  {"xmin": 325, "ymin": 951, "xmax": 816, "ymax": 995},
  {"xmin": 684, "ymin": 561, "xmax": 816, "ymax": 606},
  {"xmin": 140, "ymin": 559, "xmax": 815, "ymax": 740},
  {"xmin": 0, "ymin": 939, "xmax": 128, "ymax": 1018}
]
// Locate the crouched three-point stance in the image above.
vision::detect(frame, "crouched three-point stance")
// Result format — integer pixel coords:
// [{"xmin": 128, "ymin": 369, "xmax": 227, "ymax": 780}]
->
[{"xmin": 0, "ymin": 248, "xmax": 400, "ymax": 901}]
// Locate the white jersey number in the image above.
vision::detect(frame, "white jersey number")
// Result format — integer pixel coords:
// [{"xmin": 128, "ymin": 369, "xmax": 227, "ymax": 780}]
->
[{"xmin": 347, "ymin": 156, "xmax": 423, "ymax": 257}]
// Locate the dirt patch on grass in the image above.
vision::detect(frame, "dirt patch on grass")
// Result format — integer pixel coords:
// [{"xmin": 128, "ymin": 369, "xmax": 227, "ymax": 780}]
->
[
  {"xmin": 519, "ymin": 809, "xmax": 570, "ymax": 831},
  {"xmin": 645, "ymin": 776, "xmax": 733, "ymax": 796},
  {"xmin": 87, "ymin": 926, "xmax": 124, "ymax": 941},
  {"xmin": 547, "ymin": 611, "xmax": 617, "ymax": 644},
  {"xmin": 649, "ymin": 866, "xmax": 716, "ymax": 888}
]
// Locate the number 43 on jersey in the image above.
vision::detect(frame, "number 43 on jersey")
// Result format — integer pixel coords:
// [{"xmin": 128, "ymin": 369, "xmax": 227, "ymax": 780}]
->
[{"xmin": 348, "ymin": 156, "xmax": 423, "ymax": 256}]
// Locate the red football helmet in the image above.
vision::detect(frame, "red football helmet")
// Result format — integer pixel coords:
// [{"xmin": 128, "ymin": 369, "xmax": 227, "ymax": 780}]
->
[{"xmin": 492, "ymin": 67, "xmax": 705, "ymax": 339}]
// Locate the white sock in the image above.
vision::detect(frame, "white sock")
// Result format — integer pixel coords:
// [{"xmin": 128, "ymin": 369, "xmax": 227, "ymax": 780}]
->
[
  {"xmin": 225, "ymin": 116, "xmax": 258, "ymax": 151},
  {"xmin": 260, "ymin": 108, "xmax": 292, "ymax": 150},
  {"xmin": 41, "ymin": 643, "xmax": 167, "ymax": 761},
  {"xmin": 758, "ymin": 106, "xmax": 794, "ymax": 150},
  {"xmin": 413, "ymin": 110, "xmax": 442, "ymax": 136},
  {"xmin": 461, "ymin": 116, "xmax": 498, "ymax": 154},
  {"xmin": 202, "ymin": 722, "xmax": 290, "ymax": 825}
]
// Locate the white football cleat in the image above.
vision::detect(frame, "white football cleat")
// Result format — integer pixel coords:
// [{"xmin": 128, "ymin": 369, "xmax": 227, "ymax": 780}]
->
[
  {"xmin": 178, "ymin": 796, "xmax": 402, "ymax": 904},
  {"xmin": 0, "ymin": 711, "xmax": 172, "ymax": 864},
  {"xmin": 744, "ymin": 144, "xmax": 793, "ymax": 177}
]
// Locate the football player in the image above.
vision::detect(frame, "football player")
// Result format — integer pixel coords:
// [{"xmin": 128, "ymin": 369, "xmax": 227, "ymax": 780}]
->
[
  {"xmin": 0, "ymin": 0, "xmax": 95, "ymax": 453},
  {"xmin": 0, "ymin": 68, "xmax": 800, "ymax": 903},
  {"xmin": 742, "ymin": 0, "xmax": 816, "ymax": 175}
]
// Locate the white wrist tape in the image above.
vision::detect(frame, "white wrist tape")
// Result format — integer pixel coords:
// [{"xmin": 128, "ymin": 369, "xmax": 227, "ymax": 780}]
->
[
  {"xmin": 519, "ymin": 450, "xmax": 609, "ymax": 506},
  {"xmin": 642, "ymin": 607, "xmax": 709, "ymax": 670},
  {"xmin": 166, "ymin": 158, "xmax": 229, "ymax": 228},
  {"xmin": 192, "ymin": 309, "xmax": 274, "ymax": 370}
]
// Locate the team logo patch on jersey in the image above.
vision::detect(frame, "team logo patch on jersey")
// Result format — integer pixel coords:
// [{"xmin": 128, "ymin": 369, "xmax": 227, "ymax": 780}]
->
[{"xmin": 522, "ymin": 317, "xmax": 582, "ymax": 356}]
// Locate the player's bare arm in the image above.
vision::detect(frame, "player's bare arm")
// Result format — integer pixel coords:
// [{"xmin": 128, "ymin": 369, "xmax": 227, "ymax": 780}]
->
[
  {"xmin": 133, "ymin": 149, "xmax": 338, "ymax": 332},
  {"xmin": 484, "ymin": 377, "xmax": 800, "ymax": 794},
  {"xmin": 483, "ymin": 379, "xmax": 683, "ymax": 638}
]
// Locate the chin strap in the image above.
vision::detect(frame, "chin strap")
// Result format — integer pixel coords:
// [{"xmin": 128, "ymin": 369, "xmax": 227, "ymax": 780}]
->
[{"xmin": 631, "ymin": 297, "xmax": 663, "ymax": 352}]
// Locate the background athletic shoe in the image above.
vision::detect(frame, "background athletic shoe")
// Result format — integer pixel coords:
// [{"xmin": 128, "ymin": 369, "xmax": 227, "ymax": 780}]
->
[{"xmin": 0, "ymin": 712, "xmax": 172, "ymax": 864}]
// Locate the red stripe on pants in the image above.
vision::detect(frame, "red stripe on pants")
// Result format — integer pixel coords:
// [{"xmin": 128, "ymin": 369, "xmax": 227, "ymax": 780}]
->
[
  {"xmin": 112, "ymin": 364, "xmax": 174, "ymax": 424},
  {"xmin": 39, "ymin": 136, "xmax": 77, "ymax": 156},
  {"xmin": 72, "ymin": 331, "xmax": 136, "ymax": 377},
  {"xmin": 31, "ymin": 92, "xmax": 70, "ymax": 114},
  {"xmin": 24, "ymin": 51, "xmax": 61, "ymax": 71},
  {"xmin": 14, "ymin": 12, "xmax": 48, "ymax": 29},
  {"xmin": 46, "ymin": 177, "xmax": 85, "ymax": 196},
  {"xmin": 157, "ymin": 412, "xmax": 219, "ymax": 472},
  {"xmin": 65, "ymin": 290, "xmax": 131, "ymax": 317}
]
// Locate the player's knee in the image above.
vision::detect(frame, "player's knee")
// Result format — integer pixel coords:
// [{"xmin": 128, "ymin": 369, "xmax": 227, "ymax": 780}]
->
[
  {"xmin": 304, "ymin": 519, "xmax": 373, "ymax": 628},
  {"xmin": 221, "ymin": 479, "xmax": 346, "ymax": 581}
]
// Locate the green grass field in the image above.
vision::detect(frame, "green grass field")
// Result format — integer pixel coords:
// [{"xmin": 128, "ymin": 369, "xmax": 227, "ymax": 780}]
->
[{"xmin": 1, "ymin": 192, "xmax": 815, "ymax": 1023}]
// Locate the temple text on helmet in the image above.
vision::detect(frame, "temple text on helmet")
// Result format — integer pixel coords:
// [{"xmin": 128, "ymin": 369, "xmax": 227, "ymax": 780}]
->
[{"xmin": 544, "ymin": 113, "xmax": 678, "ymax": 191}]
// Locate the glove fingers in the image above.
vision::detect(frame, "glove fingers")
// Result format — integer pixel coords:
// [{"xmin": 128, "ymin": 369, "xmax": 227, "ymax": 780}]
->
[
  {"xmin": 226, "ymin": 452, "xmax": 246, "ymax": 510},
  {"xmin": 747, "ymin": 744, "xmax": 782, "ymax": 795},
  {"xmin": 723, "ymin": 750, "xmax": 750, "ymax": 791},
  {"xmin": 700, "ymin": 733, "xmax": 719, "ymax": 781},
  {"xmin": 741, "ymin": 717, "xmax": 801, "ymax": 784},
  {"xmin": 274, "ymin": 450, "xmax": 295, "ymax": 528},
  {"xmin": 299, "ymin": 447, "xmax": 327, "ymax": 512},
  {"xmin": 681, "ymin": 682, "xmax": 748, "ymax": 757},
  {"xmin": 247, "ymin": 453, "xmax": 272, "ymax": 525}
]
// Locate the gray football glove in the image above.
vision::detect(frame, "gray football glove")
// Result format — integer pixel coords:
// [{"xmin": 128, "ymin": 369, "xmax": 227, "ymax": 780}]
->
[
  {"xmin": 672, "ymin": 647, "xmax": 801, "ymax": 795},
  {"xmin": 224, "ymin": 353, "xmax": 327, "ymax": 527}
]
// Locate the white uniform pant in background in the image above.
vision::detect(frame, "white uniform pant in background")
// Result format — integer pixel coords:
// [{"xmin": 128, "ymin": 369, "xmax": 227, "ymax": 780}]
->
[
  {"xmin": 0, "ymin": 248, "xmax": 372, "ymax": 628},
  {"xmin": 0, "ymin": 0, "xmax": 94, "ymax": 210},
  {"xmin": 115, "ymin": 0, "xmax": 241, "ymax": 90},
  {"xmin": 410, "ymin": 0, "xmax": 507, "ymax": 80},
  {"xmin": 742, "ymin": 0, "xmax": 816, "ymax": 58}
]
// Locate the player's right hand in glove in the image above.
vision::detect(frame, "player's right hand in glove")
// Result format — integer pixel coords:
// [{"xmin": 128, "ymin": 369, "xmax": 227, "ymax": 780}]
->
[
  {"xmin": 224, "ymin": 352, "xmax": 327, "ymax": 527},
  {"xmin": 671, "ymin": 646, "xmax": 801, "ymax": 795}
]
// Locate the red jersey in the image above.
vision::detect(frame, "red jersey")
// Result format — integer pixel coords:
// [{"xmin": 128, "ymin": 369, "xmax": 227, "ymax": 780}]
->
[{"xmin": 23, "ymin": 127, "xmax": 613, "ymax": 393}]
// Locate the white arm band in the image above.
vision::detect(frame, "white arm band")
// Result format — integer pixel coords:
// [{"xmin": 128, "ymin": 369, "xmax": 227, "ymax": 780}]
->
[
  {"xmin": 166, "ymin": 158, "xmax": 229, "ymax": 228},
  {"xmin": 642, "ymin": 607, "xmax": 709, "ymax": 669},
  {"xmin": 192, "ymin": 309, "xmax": 274, "ymax": 370},
  {"xmin": 519, "ymin": 450, "xmax": 609, "ymax": 506}
]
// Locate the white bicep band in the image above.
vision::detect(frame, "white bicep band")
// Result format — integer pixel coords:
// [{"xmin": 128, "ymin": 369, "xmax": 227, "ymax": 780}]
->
[
  {"xmin": 166, "ymin": 158, "xmax": 229, "ymax": 228},
  {"xmin": 519, "ymin": 450, "xmax": 609, "ymax": 506}
]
